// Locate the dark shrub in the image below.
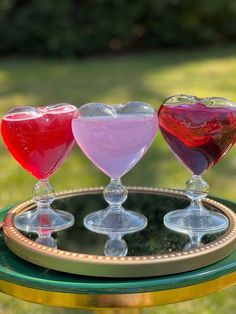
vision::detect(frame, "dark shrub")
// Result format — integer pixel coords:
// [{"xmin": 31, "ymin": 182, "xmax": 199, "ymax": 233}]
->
[{"xmin": 1, "ymin": 0, "xmax": 236, "ymax": 57}]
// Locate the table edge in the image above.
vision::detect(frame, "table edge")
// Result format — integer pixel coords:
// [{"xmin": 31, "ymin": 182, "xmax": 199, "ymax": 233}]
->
[{"xmin": 0, "ymin": 272, "xmax": 235, "ymax": 309}]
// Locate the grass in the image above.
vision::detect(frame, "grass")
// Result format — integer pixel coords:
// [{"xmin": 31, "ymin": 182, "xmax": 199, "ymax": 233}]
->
[{"xmin": 0, "ymin": 45, "xmax": 236, "ymax": 313}]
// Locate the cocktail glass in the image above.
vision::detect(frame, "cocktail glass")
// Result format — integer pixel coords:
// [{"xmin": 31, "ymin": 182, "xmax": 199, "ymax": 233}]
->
[
  {"xmin": 1, "ymin": 104, "xmax": 76, "ymax": 247},
  {"xmin": 72, "ymin": 102, "xmax": 158, "ymax": 256},
  {"xmin": 158, "ymin": 95, "xmax": 236, "ymax": 249}
]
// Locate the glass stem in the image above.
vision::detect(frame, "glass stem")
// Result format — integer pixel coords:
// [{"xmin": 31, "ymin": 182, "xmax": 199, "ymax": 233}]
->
[
  {"xmin": 36, "ymin": 231, "xmax": 57, "ymax": 248},
  {"xmin": 103, "ymin": 178, "xmax": 128, "ymax": 211},
  {"xmin": 188, "ymin": 199, "xmax": 203, "ymax": 212},
  {"xmin": 189, "ymin": 232, "xmax": 202, "ymax": 246},
  {"xmin": 186, "ymin": 175, "xmax": 209, "ymax": 214},
  {"xmin": 109, "ymin": 233, "xmax": 122, "ymax": 240},
  {"xmin": 33, "ymin": 179, "xmax": 55, "ymax": 211}
]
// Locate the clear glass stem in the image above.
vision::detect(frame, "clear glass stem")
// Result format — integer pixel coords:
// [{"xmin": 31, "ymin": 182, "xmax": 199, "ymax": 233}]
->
[
  {"xmin": 84, "ymin": 177, "xmax": 147, "ymax": 256},
  {"xmin": 103, "ymin": 178, "xmax": 128, "ymax": 210},
  {"xmin": 186, "ymin": 175, "xmax": 209, "ymax": 215},
  {"xmin": 33, "ymin": 178, "xmax": 55, "ymax": 210},
  {"xmin": 164, "ymin": 174, "xmax": 229, "ymax": 250},
  {"xmin": 36, "ymin": 232, "xmax": 57, "ymax": 248},
  {"xmin": 104, "ymin": 235, "xmax": 128, "ymax": 256},
  {"xmin": 14, "ymin": 178, "xmax": 74, "ymax": 238},
  {"xmin": 184, "ymin": 231, "xmax": 204, "ymax": 249},
  {"xmin": 189, "ymin": 232, "xmax": 202, "ymax": 246}
]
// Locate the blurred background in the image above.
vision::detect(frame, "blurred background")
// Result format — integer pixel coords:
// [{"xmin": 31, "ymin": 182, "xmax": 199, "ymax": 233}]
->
[{"xmin": 0, "ymin": 0, "xmax": 236, "ymax": 313}]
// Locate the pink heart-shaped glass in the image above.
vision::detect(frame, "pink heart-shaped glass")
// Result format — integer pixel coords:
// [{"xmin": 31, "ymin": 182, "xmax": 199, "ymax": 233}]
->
[
  {"xmin": 72, "ymin": 101, "xmax": 158, "ymax": 256},
  {"xmin": 1, "ymin": 104, "xmax": 76, "ymax": 247},
  {"xmin": 158, "ymin": 95, "xmax": 236, "ymax": 249}
]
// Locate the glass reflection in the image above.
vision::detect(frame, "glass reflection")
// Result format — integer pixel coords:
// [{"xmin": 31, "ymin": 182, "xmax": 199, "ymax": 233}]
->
[{"xmin": 28, "ymin": 192, "xmax": 223, "ymax": 256}]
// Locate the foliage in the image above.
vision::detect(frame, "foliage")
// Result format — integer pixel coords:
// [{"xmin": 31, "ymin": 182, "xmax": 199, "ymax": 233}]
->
[{"xmin": 1, "ymin": 0, "xmax": 236, "ymax": 56}]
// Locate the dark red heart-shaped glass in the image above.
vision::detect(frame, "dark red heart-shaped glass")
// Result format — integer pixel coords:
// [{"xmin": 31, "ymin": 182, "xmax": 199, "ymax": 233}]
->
[
  {"xmin": 1, "ymin": 104, "xmax": 76, "ymax": 179},
  {"xmin": 158, "ymin": 96, "xmax": 236, "ymax": 175}
]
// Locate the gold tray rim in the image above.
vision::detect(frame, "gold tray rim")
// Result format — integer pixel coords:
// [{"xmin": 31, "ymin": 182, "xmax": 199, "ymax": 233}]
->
[{"xmin": 3, "ymin": 187, "xmax": 236, "ymax": 278}]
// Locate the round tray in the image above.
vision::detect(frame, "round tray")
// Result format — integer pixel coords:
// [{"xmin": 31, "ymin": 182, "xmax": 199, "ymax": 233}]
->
[{"xmin": 3, "ymin": 187, "xmax": 236, "ymax": 278}]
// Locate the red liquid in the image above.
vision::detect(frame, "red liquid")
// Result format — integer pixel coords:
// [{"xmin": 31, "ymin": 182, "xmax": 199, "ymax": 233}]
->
[
  {"xmin": 158, "ymin": 103, "xmax": 236, "ymax": 175},
  {"xmin": 1, "ymin": 106, "xmax": 76, "ymax": 179}
]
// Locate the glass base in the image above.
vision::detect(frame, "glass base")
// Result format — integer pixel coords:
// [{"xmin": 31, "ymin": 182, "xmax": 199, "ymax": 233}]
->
[
  {"xmin": 84, "ymin": 207, "xmax": 148, "ymax": 235},
  {"xmin": 164, "ymin": 208, "xmax": 229, "ymax": 234},
  {"xmin": 35, "ymin": 235, "xmax": 57, "ymax": 248},
  {"xmin": 104, "ymin": 238, "xmax": 128, "ymax": 256},
  {"xmin": 14, "ymin": 208, "xmax": 74, "ymax": 233},
  {"xmin": 183, "ymin": 240, "xmax": 203, "ymax": 251}
]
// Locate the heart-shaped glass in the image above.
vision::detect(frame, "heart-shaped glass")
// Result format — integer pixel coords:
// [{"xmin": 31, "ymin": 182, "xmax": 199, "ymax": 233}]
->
[
  {"xmin": 1, "ymin": 104, "xmax": 76, "ymax": 247},
  {"xmin": 158, "ymin": 95, "xmax": 236, "ymax": 248},
  {"xmin": 72, "ymin": 101, "xmax": 158, "ymax": 256}
]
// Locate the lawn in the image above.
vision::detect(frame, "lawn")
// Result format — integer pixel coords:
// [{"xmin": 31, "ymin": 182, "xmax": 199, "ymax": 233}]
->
[{"xmin": 0, "ymin": 45, "xmax": 235, "ymax": 313}]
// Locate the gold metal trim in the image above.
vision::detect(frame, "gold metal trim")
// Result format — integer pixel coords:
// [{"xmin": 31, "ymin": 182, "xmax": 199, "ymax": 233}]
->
[
  {"xmin": 3, "ymin": 187, "xmax": 236, "ymax": 277},
  {"xmin": 0, "ymin": 272, "xmax": 235, "ymax": 309}
]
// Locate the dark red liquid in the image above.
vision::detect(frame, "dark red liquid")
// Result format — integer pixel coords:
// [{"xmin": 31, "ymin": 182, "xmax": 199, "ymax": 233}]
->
[
  {"xmin": 1, "ymin": 106, "xmax": 76, "ymax": 179},
  {"xmin": 158, "ymin": 103, "xmax": 236, "ymax": 174}
]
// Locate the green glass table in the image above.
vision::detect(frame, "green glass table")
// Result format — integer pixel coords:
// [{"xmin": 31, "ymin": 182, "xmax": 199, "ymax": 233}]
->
[{"xmin": 0, "ymin": 188, "xmax": 235, "ymax": 312}]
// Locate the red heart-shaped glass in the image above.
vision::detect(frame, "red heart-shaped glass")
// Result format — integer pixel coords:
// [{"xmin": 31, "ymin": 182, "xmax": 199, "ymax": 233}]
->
[
  {"xmin": 158, "ymin": 95, "xmax": 236, "ymax": 249},
  {"xmin": 1, "ymin": 103, "xmax": 76, "ymax": 246},
  {"xmin": 158, "ymin": 95, "xmax": 236, "ymax": 175},
  {"xmin": 1, "ymin": 104, "xmax": 76, "ymax": 179}
]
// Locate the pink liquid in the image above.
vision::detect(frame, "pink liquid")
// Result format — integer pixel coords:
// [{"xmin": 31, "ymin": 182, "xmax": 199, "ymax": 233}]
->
[
  {"xmin": 1, "ymin": 105, "xmax": 76, "ymax": 179},
  {"xmin": 72, "ymin": 115, "xmax": 158, "ymax": 178}
]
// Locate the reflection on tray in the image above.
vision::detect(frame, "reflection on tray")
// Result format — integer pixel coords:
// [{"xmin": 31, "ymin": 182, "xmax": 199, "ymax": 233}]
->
[{"xmin": 24, "ymin": 192, "xmax": 223, "ymax": 256}]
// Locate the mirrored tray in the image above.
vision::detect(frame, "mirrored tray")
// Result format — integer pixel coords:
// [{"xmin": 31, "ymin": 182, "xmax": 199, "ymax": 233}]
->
[{"xmin": 3, "ymin": 187, "xmax": 236, "ymax": 278}]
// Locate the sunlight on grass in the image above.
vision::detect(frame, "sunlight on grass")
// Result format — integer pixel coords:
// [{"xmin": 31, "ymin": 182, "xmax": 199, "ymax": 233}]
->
[
  {"xmin": 146, "ymin": 56, "xmax": 236, "ymax": 100},
  {"xmin": 0, "ymin": 70, "xmax": 10, "ymax": 92},
  {"xmin": 0, "ymin": 94, "xmax": 37, "ymax": 108},
  {"xmin": 144, "ymin": 286, "xmax": 236, "ymax": 314},
  {"xmin": 101, "ymin": 87, "xmax": 133, "ymax": 104}
]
